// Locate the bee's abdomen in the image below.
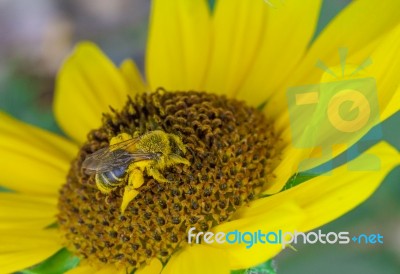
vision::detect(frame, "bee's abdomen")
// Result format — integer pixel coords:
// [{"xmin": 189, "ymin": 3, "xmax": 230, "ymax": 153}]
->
[
  {"xmin": 95, "ymin": 166, "xmax": 126, "ymax": 193},
  {"xmin": 101, "ymin": 171, "xmax": 125, "ymax": 184}
]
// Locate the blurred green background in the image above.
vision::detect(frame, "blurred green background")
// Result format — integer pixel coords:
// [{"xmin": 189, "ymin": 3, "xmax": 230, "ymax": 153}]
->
[{"xmin": 0, "ymin": 0, "xmax": 399, "ymax": 273}]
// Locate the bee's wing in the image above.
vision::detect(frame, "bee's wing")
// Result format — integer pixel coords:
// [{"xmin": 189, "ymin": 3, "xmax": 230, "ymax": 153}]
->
[{"xmin": 82, "ymin": 138, "xmax": 157, "ymax": 174}]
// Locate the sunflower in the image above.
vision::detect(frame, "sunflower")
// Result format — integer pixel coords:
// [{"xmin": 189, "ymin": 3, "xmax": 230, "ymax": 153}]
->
[{"xmin": 1, "ymin": 0, "xmax": 399, "ymax": 273}]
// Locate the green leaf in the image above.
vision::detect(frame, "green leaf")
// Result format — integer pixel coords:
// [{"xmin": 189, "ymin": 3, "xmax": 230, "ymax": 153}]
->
[
  {"xmin": 20, "ymin": 248, "xmax": 80, "ymax": 274},
  {"xmin": 281, "ymin": 173, "xmax": 318, "ymax": 191},
  {"xmin": 231, "ymin": 259, "xmax": 277, "ymax": 274}
]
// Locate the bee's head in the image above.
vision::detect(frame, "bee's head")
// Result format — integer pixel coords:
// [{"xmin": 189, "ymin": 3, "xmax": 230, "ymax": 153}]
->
[
  {"xmin": 154, "ymin": 152, "xmax": 163, "ymax": 159},
  {"xmin": 167, "ymin": 134, "xmax": 187, "ymax": 156}
]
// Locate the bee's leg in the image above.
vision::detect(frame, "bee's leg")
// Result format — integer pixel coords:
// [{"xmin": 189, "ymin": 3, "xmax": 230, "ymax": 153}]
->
[
  {"xmin": 167, "ymin": 154, "xmax": 190, "ymax": 167},
  {"xmin": 120, "ymin": 168, "xmax": 144, "ymax": 214},
  {"xmin": 109, "ymin": 132, "xmax": 132, "ymax": 145},
  {"xmin": 120, "ymin": 186, "xmax": 139, "ymax": 214},
  {"xmin": 146, "ymin": 165, "xmax": 169, "ymax": 183},
  {"xmin": 127, "ymin": 167, "xmax": 145, "ymax": 188}
]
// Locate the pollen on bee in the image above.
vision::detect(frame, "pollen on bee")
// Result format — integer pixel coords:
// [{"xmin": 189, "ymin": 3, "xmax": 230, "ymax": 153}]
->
[
  {"xmin": 109, "ymin": 133, "xmax": 132, "ymax": 145},
  {"xmin": 86, "ymin": 129, "xmax": 191, "ymax": 213}
]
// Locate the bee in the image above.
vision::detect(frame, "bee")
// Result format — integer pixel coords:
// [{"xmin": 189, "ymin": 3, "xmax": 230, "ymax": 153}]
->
[{"xmin": 82, "ymin": 130, "xmax": 190, "ymax": 213}]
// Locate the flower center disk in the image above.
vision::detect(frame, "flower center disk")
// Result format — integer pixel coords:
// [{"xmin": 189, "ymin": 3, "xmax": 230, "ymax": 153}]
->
[{"xmin": 57, "ymin": 89, "xmax": 279, "ymax": 269}]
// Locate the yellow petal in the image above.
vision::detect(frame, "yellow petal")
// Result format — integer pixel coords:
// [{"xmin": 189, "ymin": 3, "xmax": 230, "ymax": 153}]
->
[
  {"xmin": 162, "ymin": 245, "xmax": 230, "ymax": 274},
  {"xmin": 0, "ymin": 248, "xmax": 60, "ymax": 274},
  {"xmin": 119, "ymin": 59, "xmax": 148, "ymax": 94},
  {"xmin": 203, "ymin": 0, "xmax": 269, "ymax": 96},
  {"xmin": 0, "ymin": 193, "xmax": 57, "ymax": 229},
  {"xmin": 301, "ymin": 142, "xmax": 399, "ymax": 231},
  {"xmin": 234, "ymin": 0, "xmax": 322, "ymax": 105},
  {"xmin": 367, "ymin": 23, "xmax": 400, "ymax": 121},
  {"xmin": 66, "ymin": 264, "xmax": 126, "ymax": 274},
  {"xmin": 146, "ymin": 0, "xmax": 211, "ymax": 91},
  {"xmin": 382, "ymin": 85, "xmax": 400, "ymax": 120},
  {"xmin": 136, "ymin": 258, "xmax": 163, "ymax": 274},
  {"xmin": 258, "ymin": 142, "xmax": 399, "ymax": 232},
  {"xmin": 263, "ymin": 145, "xmax": 307, "ymax": 194},
  {"xmin": 65, "ymin": 264, "xmax": 94, "ymax": 274},
  {"xmin": 210, "ymin": 203, "xmax": 304, "ymax": 269},
  {"xmin": 0, "ymin": 228, "xmax": 61, "ymax": 253},
  {"xmin": 0, "ymin": 112, "xmax": 77, "ymax": 195},
  {"xmin": 54, "ymin": 42, "xmax": 131, "ymax": 144},
  {"xmin": 289, "ymin": 0, "xmax": 400, "ymax": 88},
  {"xmin": 96, "ymin": 267, "xmax": 127, "ymax": 274}
]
